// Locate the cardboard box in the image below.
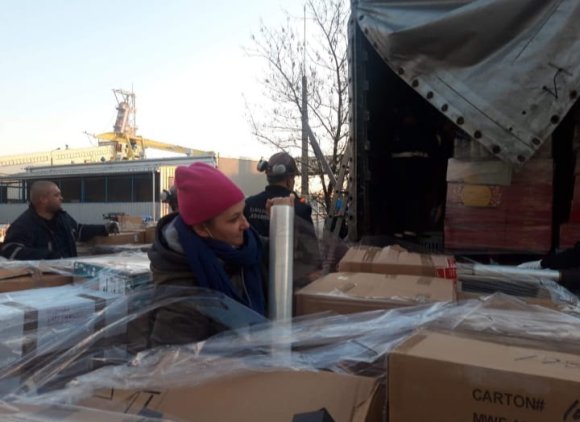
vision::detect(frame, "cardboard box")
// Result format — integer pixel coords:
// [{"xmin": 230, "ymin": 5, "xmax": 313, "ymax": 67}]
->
[
  {"xmin": 446, "ymin": 159, "xmax": 512, "ymax": 186},
  {"xmin": 0, "ymin": 285, "xmax": 127, "ymax": 394},
  {"xmin": 295, "ymin": 272, "xmax": 456, "ymax": 316},
  {"xmin": 0, "ymin": 403, "xmax": 138, "ymax": 421},
  {"xmin": 338, "ymin": 245, "xmax": 457, "ymax": 280},
  {"xmin": 559, "ymin": 223, "xmax": 580, "ymax": 249},
  {"xmin": 89, "ymin": 231, "xmax": 146, "ymax": 246},
  {"xmin": 0, "ymin": 273, "xmax": 72, "ymax": 293},
  {"xmin": 117, "ymin": 215, "xmax": 144, "ymax": 232},
  {"xmin": 0, "ymin": 266, "xmax": 73, "ymax": 293},
  {"xmin": 389, "ymin": 330, "xmax": 580, "ymax": 422},
  {"xmin": 81, "ymin": 370, "xmax": 384, "ymax": 422},
  {"xmin": 144, "ymin": 225, "xmax": 156, "ymax": 244},
  {"xmin": 73, "ymin": 253, "xmax": 152, "ymax": 294}
]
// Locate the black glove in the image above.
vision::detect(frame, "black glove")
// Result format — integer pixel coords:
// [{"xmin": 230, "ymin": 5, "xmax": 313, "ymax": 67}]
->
[{"xmin": 105, "ymin": 221, "xmax": 120, "ymax": 234}]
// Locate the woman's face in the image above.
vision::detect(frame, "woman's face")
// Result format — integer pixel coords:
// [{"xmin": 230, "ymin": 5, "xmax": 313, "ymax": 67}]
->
[{"xmin": 203, "ymin": 200, "xmax": 250, "ymax": 247}]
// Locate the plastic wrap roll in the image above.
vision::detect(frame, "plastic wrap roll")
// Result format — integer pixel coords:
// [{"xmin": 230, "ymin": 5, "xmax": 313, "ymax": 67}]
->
[
  {"xmin": 458, "ymin": 263, "xmax": 560, "ymax": 281},
  {"xmin": 268, "ymin": 204, "xmax": 294, "ymax": 321}
]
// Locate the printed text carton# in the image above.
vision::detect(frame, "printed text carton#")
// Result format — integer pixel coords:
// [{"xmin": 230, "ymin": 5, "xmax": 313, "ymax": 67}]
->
[{"xmin": 389, "ymin": 329, "xmax": 580, "ymax": 422}]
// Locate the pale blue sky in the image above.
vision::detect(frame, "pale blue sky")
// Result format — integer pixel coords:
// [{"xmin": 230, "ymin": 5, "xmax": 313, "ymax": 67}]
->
[{"xmin": 0, "ymin": 1, "xmax": 302, "ymax": 159}]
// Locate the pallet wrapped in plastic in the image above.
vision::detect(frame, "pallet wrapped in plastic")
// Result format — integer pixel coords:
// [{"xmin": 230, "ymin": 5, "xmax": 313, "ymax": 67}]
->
[{"xmin": 0, "ymin": 279, "xmax": 577, "ymax": 421}]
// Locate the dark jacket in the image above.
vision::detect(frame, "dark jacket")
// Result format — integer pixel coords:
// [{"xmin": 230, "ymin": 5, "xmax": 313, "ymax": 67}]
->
[
  {"xmin": 244, "ymin": 185, "xmax": 314, "ymax": 236},
  {"xmin": 245, "ymin": 185, "xmax": 321, "ymax": 287},
  {"xmin": 0, "ymin": 206, "xmax": 108, "ymax": 260},
  {"xmin": 147, "ymin": 213, "xmax": 269, "ymax": 347},
  {"xmin": 541, "ymin": 244, "xmax": 580, "ymax": 270}
]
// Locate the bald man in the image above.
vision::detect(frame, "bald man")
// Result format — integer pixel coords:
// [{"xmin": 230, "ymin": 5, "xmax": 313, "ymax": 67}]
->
[{"xmin": 1, "ymin": 181, "xmax": 117, "ymax": 260}]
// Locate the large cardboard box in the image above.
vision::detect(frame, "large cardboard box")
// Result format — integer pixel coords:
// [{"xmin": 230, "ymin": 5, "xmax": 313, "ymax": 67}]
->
[
  {"xmin": 0, "ymin": 402, "xmax": 139, "ymax": 421},
  {"xmin": 0, "ymin": 285, "xmax": 127, "ymax": 394},
  {"xmin": 389, "ymin": 330, "xmax": 580, "ymax": 422},
  {"xmin": 338, "ymin": 245, "xmax": 456, "ymax": 280},
  {"xmin": 81, "ymin": 370, "xmax": 384, "ymax": 422},
  {"xmin": 296, "ymin": 272, "xmax": 456, "ymax": 316},
  {"xmin": 0, "ymin": 266, "xmax": 72, "ymax": 293}
]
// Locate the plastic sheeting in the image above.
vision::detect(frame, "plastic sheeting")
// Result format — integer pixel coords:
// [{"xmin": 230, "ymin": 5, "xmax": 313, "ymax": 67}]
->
[
  {"xmin": 0, "ymin": 248, "xmax": 579, "ymax": 420},
  {"xmin": 354, "ymin": 0, "xmax": 580, "ymax": 165}
]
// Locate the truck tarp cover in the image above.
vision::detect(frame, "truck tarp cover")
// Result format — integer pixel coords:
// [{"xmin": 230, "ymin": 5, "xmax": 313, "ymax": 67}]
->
[{"xmin": 354, "ymin": 0, "xmax": 580, "ymax": 165}]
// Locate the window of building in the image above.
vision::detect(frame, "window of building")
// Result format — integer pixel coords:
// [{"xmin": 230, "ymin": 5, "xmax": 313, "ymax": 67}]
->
[
  {"xmin": 133, "ymin": 173, "xmax": 153, "ymax": 202},
  {"xmin": 107, "ymin": 175, "xmax": 132, "ymax": 202},
  {"xmin": 84, "ymin": 177, "xmax": 106, "ymax": 202},
  {"xmin": 60, "ymin": 178, "xmax": 82, "ymax": 203}
]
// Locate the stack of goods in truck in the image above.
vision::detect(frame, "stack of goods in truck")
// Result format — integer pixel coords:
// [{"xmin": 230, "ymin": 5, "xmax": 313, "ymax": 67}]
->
[
  {"xmin": 560, "ymin": 149, "xmax": 580, "ymax": 248},
  {"xmin": 445, "ymin": 138, "xmax": 553, "ymax": 253}
]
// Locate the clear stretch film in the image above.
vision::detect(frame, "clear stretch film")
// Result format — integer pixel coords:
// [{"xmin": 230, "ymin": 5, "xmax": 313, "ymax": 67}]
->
[{"xmin": 268, "ymin": 204, "xmax": 294, "ymax": 321}]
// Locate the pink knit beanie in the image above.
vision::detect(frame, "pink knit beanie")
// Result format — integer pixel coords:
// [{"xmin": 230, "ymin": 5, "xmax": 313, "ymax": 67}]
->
[{"xmin": 175, "ymin": 162, "xmax": 245, "ymax": 225}]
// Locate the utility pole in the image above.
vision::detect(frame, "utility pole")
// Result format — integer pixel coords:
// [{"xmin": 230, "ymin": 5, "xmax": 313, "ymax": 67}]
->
[
  {"xmin": 301, "ymin": 76, "xmax": 309, "ymax": 196},
  {"xmin": 301, "ymin": 4, "xmax": 309, "ymax": 197}
]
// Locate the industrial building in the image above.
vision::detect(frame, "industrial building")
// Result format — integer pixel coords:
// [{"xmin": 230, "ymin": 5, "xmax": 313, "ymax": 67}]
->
[{"xmin": 0, "ymin": 154, "xmax": 263, "ymax": 225}]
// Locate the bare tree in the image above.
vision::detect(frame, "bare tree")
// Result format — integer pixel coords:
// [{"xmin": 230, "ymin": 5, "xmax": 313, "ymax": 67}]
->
[{"xmin": 245, "ymin": 0, "xmax": 349, "ymax": 216}]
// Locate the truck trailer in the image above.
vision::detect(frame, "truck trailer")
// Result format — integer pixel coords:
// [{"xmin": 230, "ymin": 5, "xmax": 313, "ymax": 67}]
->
[{"xmin": 346, "ymin": 0, "xmax": 580, "ymax": 258}]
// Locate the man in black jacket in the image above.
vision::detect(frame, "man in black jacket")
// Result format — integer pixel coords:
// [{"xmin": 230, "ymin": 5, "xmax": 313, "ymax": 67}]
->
[
  {"xmin": 0, "ymin": 181, "xmax": 118, "ymax": 260},
  {"xmin": 245, "ymin": 152, "xmax": 321, "ymax": 287}
]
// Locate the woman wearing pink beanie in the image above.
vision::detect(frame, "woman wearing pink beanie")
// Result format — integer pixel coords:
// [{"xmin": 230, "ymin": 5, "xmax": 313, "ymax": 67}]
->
[{"xmin": 148, "ymin": 162, "xmax": 271, "ymax": 346}]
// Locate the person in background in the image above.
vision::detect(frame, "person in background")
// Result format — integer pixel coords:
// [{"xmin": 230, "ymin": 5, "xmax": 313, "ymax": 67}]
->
[
  {"xmin": 519, "ymin": 246, "xmax": 580, "ymax": 271},
  {"xmin": 148, "ymin": 162, "xmax": 293, "ymax": 346},
  {"xmin": 245, "ymin": 152, "xmax": 321, "ymax": 288},
  {"xmin": 245, "ymin": 152, "xmax": 314, "ymax": 235},
  {"xmin": 0, "ymin": 181, "xmax": 119, "ymax": 260},
  {"xmin": 161, "ymin": 185, "xmax": 179, "ymax": 212}
]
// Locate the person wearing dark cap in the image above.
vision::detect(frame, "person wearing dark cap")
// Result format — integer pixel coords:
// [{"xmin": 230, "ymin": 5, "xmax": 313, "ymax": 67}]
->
[
  {"xmin": 245, "ymin": 152, "xmax": 321, "ymax": 288},
  {"xmin": 148, "ymin": 162, "xmax": 291, "ymax": 346}
]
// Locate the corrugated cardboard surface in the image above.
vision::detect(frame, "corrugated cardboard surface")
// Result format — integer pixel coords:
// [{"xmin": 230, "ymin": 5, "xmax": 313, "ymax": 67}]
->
[
  {"xmin": 0, "ymin": 274, "xmax": 72, "ymax": 293},
  {"xmin": 446, "ymin": 158, "xmax": 512, "ymax": 186},
  {"xmin": 89, "ymin": 231, "xmax": 146, "ymax": 246},
  {"xmin": 0, "ymin": 266, "xmax": 73, "ymax": 293},
  {"xmin": 296, "ymin": 272, "xmax": 456, "ymax": 316},
  {"xmin": 0, "ymin": 286, "xmax": 127, "ymax": 395},
  {"xmin": 117, "ymin": 215, "xmax": 144, "ymax": 232},
  {"xmin": 82, "ymin": 370, "xmax": 384, "ymax": 422},
  {"xmin": 338, "ymin": 246, "xmax": 456, "ymax": 280},
  {"xmin": 144, "ymin": 226, "xmax": 156, "ymax": 244},
  {"xmin": 389, "ymin": 330, "xmax": 580, "ymax": 422},
  {"xmin": 0, "ymin": 403, "xmax": 142, "ymax": 421}
]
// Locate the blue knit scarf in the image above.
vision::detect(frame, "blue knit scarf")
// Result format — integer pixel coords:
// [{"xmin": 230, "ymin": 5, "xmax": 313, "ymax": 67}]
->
[{"xmin": 175, "ymin": 215, "xmax": 266, "ymax": 316}]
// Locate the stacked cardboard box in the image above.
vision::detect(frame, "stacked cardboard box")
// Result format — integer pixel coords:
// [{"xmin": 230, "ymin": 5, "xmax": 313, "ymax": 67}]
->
[
  {"xmin": 445, "ymin": 158, "xmax": 553, "ymax": 252},
  {"xmin": 296, "ymin": 272, "xmax": 456, "ymax": 316},
  {"xmin": 0, "ymin": 285, "xmax": 126, "ymax": 394},
  {"xmin": 560, "ymin": 150, "xmax": 580, "ymax": 248},
  {"xmin": 337, "ymin": 245, "xmax": 457, "ymax": 280},
  {"xmin": 0, "ymin": 265, "xmax": 72, "ymax": 293},
  {"xmin": 389, "ymin": 329, "xmax": 580, "ymax": 422},
  {"xmin": 79, "ymin": 370, "xmax": 384, "ymax": 422}
]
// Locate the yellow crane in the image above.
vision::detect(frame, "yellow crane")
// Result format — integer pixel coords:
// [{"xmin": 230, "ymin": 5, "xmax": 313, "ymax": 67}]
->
[{"xmin": 87, "ymin": 89, "xmax": 211, "ymax": 160}]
